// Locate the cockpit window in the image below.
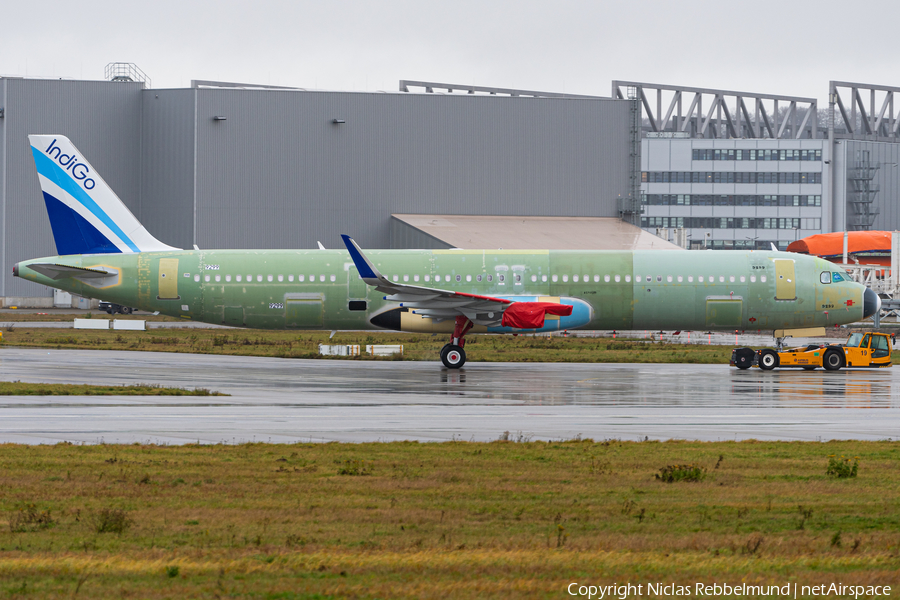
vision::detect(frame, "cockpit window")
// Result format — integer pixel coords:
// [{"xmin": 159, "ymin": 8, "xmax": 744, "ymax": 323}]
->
[
  {"xmin": 820, "ymin": 272, "xmax": 831, "ymax": 284},
  {"xmin": 846, "ymin": 333, "xmax": 864, "ymax": 347},
  {"xmin": 831, "ymin": 272, "xmax": 845, "ymax": 283}
]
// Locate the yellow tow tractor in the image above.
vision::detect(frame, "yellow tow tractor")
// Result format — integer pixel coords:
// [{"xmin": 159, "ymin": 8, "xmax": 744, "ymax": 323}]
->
[{"xmin": 731, "ymin": 331, "xmax": 895, "ymax": 371}]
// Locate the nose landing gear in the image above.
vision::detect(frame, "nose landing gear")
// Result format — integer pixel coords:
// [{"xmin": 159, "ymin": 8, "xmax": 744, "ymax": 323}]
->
[{"xmin": 441, "ymin": 316, "xmax": 473, "ymax": 369}]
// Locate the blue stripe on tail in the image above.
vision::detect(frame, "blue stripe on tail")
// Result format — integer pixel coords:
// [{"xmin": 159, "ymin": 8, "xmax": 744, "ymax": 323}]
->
[
  {"xmin": 31, "ymin": 147, "xmax": 140, "ymax": 252},
  {"xmin": 42, "ymin": 192, "xmax": 122, "ymax": 255}
]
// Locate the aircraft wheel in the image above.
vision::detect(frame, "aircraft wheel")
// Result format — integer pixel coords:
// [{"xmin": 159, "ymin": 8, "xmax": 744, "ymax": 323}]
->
[
  {"xmin": 823, "ymin": 349, "xmax": 845, "ymax": 371},
  {"xmin": 758, "ymin": 349, "xmax": 779, "ymax": 371},
  {"xmin": 441, "ymin": 345, "xmax": 466, "ymax": 369}
]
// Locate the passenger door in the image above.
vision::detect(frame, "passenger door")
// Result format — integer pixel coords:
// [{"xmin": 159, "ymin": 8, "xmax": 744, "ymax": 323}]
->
[{"xmin": 773, "ymin": 259, "xmax": 796, "ymax": 301}]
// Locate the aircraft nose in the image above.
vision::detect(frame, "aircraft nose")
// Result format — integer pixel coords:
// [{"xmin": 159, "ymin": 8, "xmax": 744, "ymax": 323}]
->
[
  {"xmin": 863, "ymin": 287, "xmax": 881, "ymax": 320},
  {"xmin": 12, "ymin": 262, "xmax": 18, "ymax": 277}
]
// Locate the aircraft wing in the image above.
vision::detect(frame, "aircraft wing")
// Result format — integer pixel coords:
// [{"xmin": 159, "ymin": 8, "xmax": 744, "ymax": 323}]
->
[
  {"xmin": 25, "ymin": 263, "xmax": 113, "ymax": 280},
  {"xmin": 341, "ymin": 235, "xmax": 511, "ymax": 326}
]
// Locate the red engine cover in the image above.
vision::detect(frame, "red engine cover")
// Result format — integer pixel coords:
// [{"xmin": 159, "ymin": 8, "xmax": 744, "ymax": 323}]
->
[{"xmin": 501, "ymin": 302, "xmax": 573, "ymax": 329}]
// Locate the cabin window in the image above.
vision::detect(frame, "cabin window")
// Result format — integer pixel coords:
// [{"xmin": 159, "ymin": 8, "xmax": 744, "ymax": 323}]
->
[
  {"xmin": 625, "ymin": 275, "xmax": 631, "ymax": 282},
  {"xmin": 677, "ymin": 275, "xmax": 682, "ymax": 282},
  {"xmin": 424, "ymin": 275, "xmax": 430, "ymax": 282},
  {"xmin": 761, "ymin": 275, "xmax": 767, "ymax": 282},
  {"xmin": 750, "ymin": 275, "xmax": 755, "ymax": 282},
  {"xmin": 820, "ymin": 272, "xmax": 831, "ymax": 284},
  {"xmin": 204, "ymin": 275, "xmax": 210, "ymax": 282},
  {"xmin": 604, "ymin": 275, "xmax": 610, "ymax": 282},
  {"xmin": 542, "ymin": 275, "xmax": 547, "ymax": 282},
  {"xmin": 688, "ymin": 276, "xmax": 693, "ymax": 282},
  {"xmin": 499, "ymin": 274, "xmax": 506, "ymax": 282},
  {"xmin": 667, "ymin": 275, "xmax": 673, "ymax": 282},
  {"xmin": 267, "ymin": 275, "xmax": 273, "ymax": 282},
  {"xmin": 257, "ymin": 275, "xmax": 263, "ymax": 282},
  {"xmin": 330, "ymin": 275, "xmax": 336, "ymax": 282},
  {"xmin": 698, "ymin": 276, "xmax": 704, "ymax": 282},
  {"xmin": 574, "ymin": 275, "xmax": 580, "ymax": 282},
  {"xmin": 488, "ymin": 275, "xmax": 493, "ymax": 282},
  {"xmin": 593, "ymin": 275, "xmax": 599, "ymax": 282},
  {"xmin": 531, "ymin": 275, "xmax": 537, "ymax": 282},
  {"xmin": 719, "ymin": 276, "xmax": 725, "ymax": 283},
  {"xmin": 194, "ymin": 275, "xmax": 200, "ymax": 282},
  {"xmin": 708, "ymin": 275, "xmax": 714, "ymax": 282},
  {"xmin": 288, "ymin": 275, "xmax": 294, "ymax": 282},
  {"xmin": 477, "ymin": 274, "xmax": 483, "ymax": 282},
  {"xmin": 392, "ymin": 275, "xmax": 398, "ymax": 282},
  {"xmin": 615, "ymin": 275, "xmax": 621, "ymax": 282},
  {"xmin": 562, "ymin": 275, "xmax": 569, "ymax": 282},
  {"xmin": 277, "ymin": 275, "xmax": 283, "ymax": 282},
  {"xmin": 320, "ymin": 275, "xmax": 326, "ymax": 282},
  {"xmin": 403, "ymin": 275, "xmax": 409, "ymax": 282},
  {"xmin": 298, "ymin": 275, "xmax": 304, "ymax": 282},
  {"xmin": 656, "ymin": 276, "xmax": 662, "ymax": 282},
  {"xmin": 832, "ymin": 272, "xmax": 845, "ymax": 282},
  {"xmin": 552, "ymin": 275, "xmax": 558, "ymax": 282},
  {"xmin": 729, "ymin": 276, "xmax": 735, "ymax": 283},
  {"xmin": 308, "ymin": 275, "xmax": 314, "ymax": 282},
  {"xmin": 740, "ymin": 276, "xmax": 745, "ymax": 282},
  {"xmin": 414, "ymin": 275, "xmax": 420, "ymax": 282},
  {"xmin": 636, "ymin": 276, "xmax": 642, "ymax": 282},
  {"xmin": 214, "ymin": 275, "xmax": 220, "ymax": 282},
  {"xmin": 455, "ymin": 275, "xmax": 461, "ymax": 282},
  {"xmin": 515, "ymin": 274, "xmax": 521, "ymax": 283}
]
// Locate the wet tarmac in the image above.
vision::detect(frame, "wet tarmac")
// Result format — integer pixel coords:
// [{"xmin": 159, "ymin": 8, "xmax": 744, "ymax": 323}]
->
[{"xmin": 0, "ymin": 348, "xmax": 897, "ymax": 445}]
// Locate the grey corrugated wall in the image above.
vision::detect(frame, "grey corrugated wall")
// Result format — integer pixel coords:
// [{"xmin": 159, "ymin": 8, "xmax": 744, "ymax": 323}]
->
[
  {"xmin": 191, "ymin": 89, "xmax": 631, "ymax": 250},
  {"xmin": 0, "ymin": 78, "xmax": 143, "ymax": 298},
  {"xmin": 839, "ymin": 140, "xmax": 900, "ymax": 232},
  {"xmin": 1, "ymin": 78, "xmax": 631, "ymax": 300}
]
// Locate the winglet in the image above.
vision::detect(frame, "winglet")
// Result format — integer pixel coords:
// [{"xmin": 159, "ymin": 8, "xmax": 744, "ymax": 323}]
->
[{"xmin": 341, "ymin": 235, "xmax": 381, "ymax": 281}]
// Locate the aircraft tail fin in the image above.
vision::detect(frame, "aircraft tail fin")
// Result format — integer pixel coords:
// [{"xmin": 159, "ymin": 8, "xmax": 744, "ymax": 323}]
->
[{"xmin": 28, "ymin": 135, "xmax": 179, "ymax": 255}]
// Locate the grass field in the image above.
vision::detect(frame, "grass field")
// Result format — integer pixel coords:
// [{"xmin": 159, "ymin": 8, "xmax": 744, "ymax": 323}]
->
[
  {"xmin": 0, "ymin": 382, "xmax": 225, "ymax": 396},
  {"xmin": 0, "ymin": 441, "xmax": 898, "ymax": 598},
  {"xmin": 0, "ymin": 327, "xmax": 748, "ymax": 364}
]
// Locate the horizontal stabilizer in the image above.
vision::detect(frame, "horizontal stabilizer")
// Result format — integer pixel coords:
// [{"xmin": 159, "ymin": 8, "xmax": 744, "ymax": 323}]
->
[{"xmin": 26, "ymin": 263, "xmax": 112, "ymax": 280}]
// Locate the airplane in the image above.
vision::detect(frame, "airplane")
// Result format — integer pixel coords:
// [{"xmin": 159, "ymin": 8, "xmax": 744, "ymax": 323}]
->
[{"xmin": 13, "ymin": 135, "xmax": 880, "ymax": 368}]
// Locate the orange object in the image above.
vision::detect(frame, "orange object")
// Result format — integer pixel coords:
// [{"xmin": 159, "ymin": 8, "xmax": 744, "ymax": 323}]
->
[{"xmin": 787, "ymin": 231, "xmax": 892, "ymax": 266}]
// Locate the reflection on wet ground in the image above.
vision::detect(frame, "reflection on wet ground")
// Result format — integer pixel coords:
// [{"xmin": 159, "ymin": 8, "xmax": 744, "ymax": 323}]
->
[{"xmin": 0, "ymin": 348, "xmax": 897, "ymax": 444}]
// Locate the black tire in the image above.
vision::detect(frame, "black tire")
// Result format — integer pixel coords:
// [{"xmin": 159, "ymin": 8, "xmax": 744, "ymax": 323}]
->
[
  {"xmin": 731, "ymin": 348, "xmax": 755, "ymax": 370},
  {"xmin": 121, "ymin": 306, "xmax": 133, "ymax": 315},
  {"xmin": 106, "ymin": 309, "xmax": 115, "ymax": 315},
  {"xmin": 758, "ymin": 349, "xmax": 779, "ymax": 371},
  {"xmin": 823, "ymin": 349, "xmax": 845, "ymax": 371},
  {"xmin": 441, "ymin": 345, "xmax": 466, "ymax": 369}
]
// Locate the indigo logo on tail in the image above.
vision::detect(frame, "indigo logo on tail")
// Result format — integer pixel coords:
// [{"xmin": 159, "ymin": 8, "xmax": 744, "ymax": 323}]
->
[{"xmin": 45, "ymin": 139, "xmax": 96, "ymax": 190}]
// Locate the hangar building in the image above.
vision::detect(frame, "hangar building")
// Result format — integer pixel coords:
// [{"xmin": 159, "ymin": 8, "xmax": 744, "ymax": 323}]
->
[
  {"xmin": 0, "ymin": 71, "xmax": 641, "ymax": 305},
  {"xmin": 617, "ymin": 81, "xmax": 900, "ymax": 250}
]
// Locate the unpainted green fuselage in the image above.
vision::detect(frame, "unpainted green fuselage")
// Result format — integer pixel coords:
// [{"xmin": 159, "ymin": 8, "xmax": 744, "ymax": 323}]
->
[{"xmin": 16, "ymin": 249, "xmax": 867, "ymax": 332}]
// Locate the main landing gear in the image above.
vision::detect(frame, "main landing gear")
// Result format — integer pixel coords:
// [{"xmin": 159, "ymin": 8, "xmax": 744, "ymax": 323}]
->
[{"xmin": 441, "ymin": 316, "xmax": 473, "ymax": 369}]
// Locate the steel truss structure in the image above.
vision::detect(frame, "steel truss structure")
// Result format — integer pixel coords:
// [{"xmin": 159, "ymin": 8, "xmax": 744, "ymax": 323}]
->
[
  {"xmin": 398, "ymin": 80, "xmax": 601, "ymax": 99},
  {"xmin": 829, "ymin": 81, "xmax": 900, "ymax": 140},
  {"xmin": 612, "ymin": 81, "xmax": 818, "ymax": 139}
]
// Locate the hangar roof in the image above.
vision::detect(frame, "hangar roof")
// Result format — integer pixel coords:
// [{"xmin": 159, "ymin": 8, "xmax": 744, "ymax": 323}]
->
[{"xmin": 391, "ymin": 214, "xmax": 680, "ymax": 250}]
